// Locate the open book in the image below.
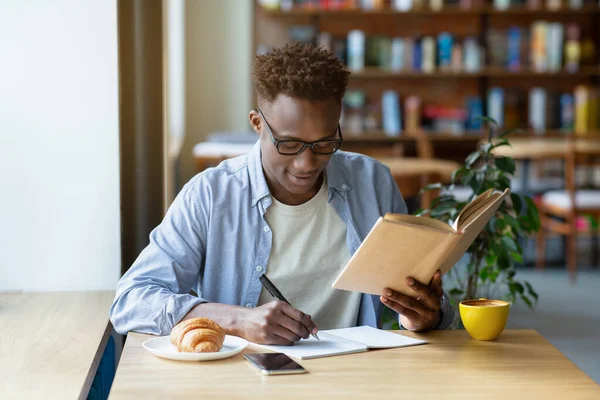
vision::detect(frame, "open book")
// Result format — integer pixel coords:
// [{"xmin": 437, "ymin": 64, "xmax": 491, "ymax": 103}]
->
[
  {"xmin": 332, "ymin": 188, "xmax": 510, "ymax": 297},
  {"xmin": 253, "ymin": 326, "xmax": 427, "ymax": 360}
]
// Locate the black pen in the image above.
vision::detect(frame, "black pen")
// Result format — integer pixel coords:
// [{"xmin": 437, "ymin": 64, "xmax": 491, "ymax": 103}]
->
[{"xmin": 259, "ymin": 274, "xmax": 320, "ymax": 341}]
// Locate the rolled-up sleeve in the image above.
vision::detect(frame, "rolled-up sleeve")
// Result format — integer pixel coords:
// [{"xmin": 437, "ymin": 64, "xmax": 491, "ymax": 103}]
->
[{"xmin": 110, "ymin": 179, "xmax": 208, "ymax": 336}]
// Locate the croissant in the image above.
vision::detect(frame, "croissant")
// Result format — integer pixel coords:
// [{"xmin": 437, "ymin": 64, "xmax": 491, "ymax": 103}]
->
[{"xmin": 170, "ymin": 318, "xmax": 226, "ymax": 353}]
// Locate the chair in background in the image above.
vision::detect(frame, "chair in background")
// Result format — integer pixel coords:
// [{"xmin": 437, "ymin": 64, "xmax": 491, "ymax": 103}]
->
[{"xmin": 536, "ymin": 136, "xmax": 600, "ymax": 281}]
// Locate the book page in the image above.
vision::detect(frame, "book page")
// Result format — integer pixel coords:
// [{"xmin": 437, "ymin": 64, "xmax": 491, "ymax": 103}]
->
[
  {"xmin": 452, "ymin": 188, "xmax": 495, "ymax": 231},
  {"xmin": 384, "ymin": 213, "xmax": 456, "ymax": 233},
  {"xmin": 324, "ymin": 326, "xmax": 428, "ymax": 349},
  {"xmin": 457, "ymin": 193, "xmax": 502, "ymax": 231},
  {"xmin": 254, "ymin": 333, "xmax": 368, "ymax": 360}
]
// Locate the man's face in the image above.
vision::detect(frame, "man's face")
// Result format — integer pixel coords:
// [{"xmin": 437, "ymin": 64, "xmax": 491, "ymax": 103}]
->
[{"xmin": 249, "ymin": 95, "xmax": 342, "ymax": 206}]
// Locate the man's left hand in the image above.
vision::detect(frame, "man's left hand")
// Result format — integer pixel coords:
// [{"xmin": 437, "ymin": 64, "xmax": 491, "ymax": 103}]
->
[{"xmin": 380, "ymin": 270, "xmax": 444, "ymax": 332}]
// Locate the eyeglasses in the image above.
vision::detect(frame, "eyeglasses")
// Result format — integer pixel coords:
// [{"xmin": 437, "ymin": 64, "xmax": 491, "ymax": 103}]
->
[{"xmin": 256, "ymin": 108, "xmax": 343, "ymax": 156}]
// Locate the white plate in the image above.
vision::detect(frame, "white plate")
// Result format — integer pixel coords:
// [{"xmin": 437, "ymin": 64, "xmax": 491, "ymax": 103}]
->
[{"xmin": 143, "ymin": 335, "xmax": 248, "ymax": 361}]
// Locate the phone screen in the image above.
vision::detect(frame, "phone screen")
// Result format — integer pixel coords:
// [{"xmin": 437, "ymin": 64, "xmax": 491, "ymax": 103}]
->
[{"xmin": 244, "ymin": 353, "xmax": 306, "ymax": 375}]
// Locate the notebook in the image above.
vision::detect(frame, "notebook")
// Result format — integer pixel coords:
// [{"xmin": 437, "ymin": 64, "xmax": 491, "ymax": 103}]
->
[{"xmin": 253, "ymin": 326, "xmax": 428, "ymax": 360}]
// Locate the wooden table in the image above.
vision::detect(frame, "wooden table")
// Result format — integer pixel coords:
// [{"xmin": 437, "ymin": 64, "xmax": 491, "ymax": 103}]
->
[
  {"xmin": 377, "ymin": 157, "xmax": 460, "ymax": 209},
  {"xmin": 109, "ymin": 329, "xmax": 599, "ymax": 399},
  {"xmin": 492, "ymin": 137, "xmax": 600, "ymax": 160},
  {"xmin": 491, "ymin": 137, "xmax": 600, "ymax": 196},
  {"xmin": 0, "ymin": 292, "xmax": 115, "ymax": 399}
]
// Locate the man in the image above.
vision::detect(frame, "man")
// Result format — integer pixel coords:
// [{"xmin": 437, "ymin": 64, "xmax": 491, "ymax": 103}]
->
[{"xmin": 110, "ymin": 43, "xmax": 454, "ymax": 345}]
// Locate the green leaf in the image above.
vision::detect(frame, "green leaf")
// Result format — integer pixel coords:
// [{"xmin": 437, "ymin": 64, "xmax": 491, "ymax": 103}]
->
[
  {"xmin": 491, "ymin": 139, "xmax": 511, "ymax": 149},
  {"xmin": 479, "ymin": 266, "xmax": 490, "ymax": 280},
  {"xmin": 465, "ymin": 151, "xmax": 481, "ymax": 167},
  {"xmin": 510, "ymin": 252, "xmax": 523, "ymax": 263},
  {"xmin": 495, "ymin": 175, "xmax": 511, "ymax": 190},
  {"xmin": 419, "ymin": 183, "xmax": 443, "ymax": 194},
  {"xmin": 502, "ymin": 236, "xmax": 518, "ymax": 253},
  {"xmin": 496, "ymin": 217, "xmax": 507, "ymax": 232},
  {"xmin": 524, "ymin": 281, "xmax": 539, "ymax": 300},
  {"xmin": 494, "ymin": 156, "xmax": 516, "ymax": 175},
  {"xmin": 509, "ymin": 282, "xmax": 524, "ymax": 294},
  {"xmin": 486, "ymin": 252, "xmax": 497, "ymax": 266},
  {"xmin": 520, "ymin": 294, "xmax": 533, "ymax": 308},
  {"xmin": 451, "ymin": 166, "xmax": 468, "ymax": 181},
  {"xmin": 498, "ymin": 251, "xmax": 510, "ymax": 269},
  {"xmin": 449, "ymin": 288, "xmax": 463, "ymax": 295},
  {"xmin": 504, "ymin": 214, "xmax": 519, "ymax": 230},
  {"xmin": 511, "ymin": 193, "xmax": 522, "ymax": 214},
  {"xmin": 460, "ymin": 169, "xmax": 475, "ymax": 186},
  {"xmin": 524, "ymin": 196, "xmax": 541, "ymax": 231},
  {"xmin": 489, "ymin": 269, "xmax": 499, "ymax": 282}
]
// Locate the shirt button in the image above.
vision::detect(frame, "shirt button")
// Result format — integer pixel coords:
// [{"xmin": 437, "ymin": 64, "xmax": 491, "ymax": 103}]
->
[
  {"xmin": 263, "ymin": 226, "xmax": 270, "ymax": 232},
  {"xmin": 245, "ymin": 303, "xmax": 253, "ymax": 308},
  {"xmin": 342, "ymin": 184, "xmax": 348, "ymax": 190},
  {"xmin": 256, "ymin": 265, "xmax": 263, "ymax": 272}
]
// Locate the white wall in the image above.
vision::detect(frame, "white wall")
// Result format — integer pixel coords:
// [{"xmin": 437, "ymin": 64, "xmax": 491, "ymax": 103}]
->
[
  {"xmin": 0, "ymin": 0, "xmax": 121, "ymax": 291},
  {"xmin": 179, "ymin": 0, "xmax": 253, "ymax": 185}
]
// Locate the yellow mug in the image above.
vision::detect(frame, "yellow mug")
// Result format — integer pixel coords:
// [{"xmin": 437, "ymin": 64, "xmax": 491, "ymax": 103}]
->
[{"xmin": 459, "ymin": 298, "xmax": 510, "ymax": 341}]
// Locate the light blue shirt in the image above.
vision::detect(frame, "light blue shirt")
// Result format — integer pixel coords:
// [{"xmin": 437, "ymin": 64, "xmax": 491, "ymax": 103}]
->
[{"xmin": 110, "ymin": 142, "xmax": 455, "ymax": 335}]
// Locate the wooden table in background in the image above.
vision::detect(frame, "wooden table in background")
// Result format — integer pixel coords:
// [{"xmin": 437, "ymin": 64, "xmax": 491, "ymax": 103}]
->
[
  {"xmin": 0, "ymin": 292, "xmax": 115, "ymax": 399},
  {"xmin": 492, "ymin": 137, "xmax": 600, "ymax": 160},
  {"xmin": 377, "ymin": 157, "xmax": 460, "ymax": 208},
  {"xmin": 109, "ymin": 330, "xmax": 599, "ymax": 399}
]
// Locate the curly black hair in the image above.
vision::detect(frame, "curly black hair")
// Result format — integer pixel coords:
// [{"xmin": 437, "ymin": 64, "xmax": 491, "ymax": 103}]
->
[{"xmin": 252, "ymin": 43, "xmax": 350, "ymax": 105}]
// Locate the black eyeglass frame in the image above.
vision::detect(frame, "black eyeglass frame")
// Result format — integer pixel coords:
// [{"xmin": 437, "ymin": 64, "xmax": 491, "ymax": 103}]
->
[{"xmin": 256, "ymin": 108, "xmax": 343, "ymax": 156}]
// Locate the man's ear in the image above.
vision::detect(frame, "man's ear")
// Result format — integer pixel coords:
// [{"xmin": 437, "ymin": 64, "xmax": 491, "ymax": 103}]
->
[{"xmin": 248, "ymin": 109, "xmax": 262, "ymax": 137}]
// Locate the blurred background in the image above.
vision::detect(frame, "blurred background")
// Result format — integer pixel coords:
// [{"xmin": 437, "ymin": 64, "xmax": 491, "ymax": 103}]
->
[{"xmin": 0, "ymin": 0, "xmax": 598, "ymax": 383}]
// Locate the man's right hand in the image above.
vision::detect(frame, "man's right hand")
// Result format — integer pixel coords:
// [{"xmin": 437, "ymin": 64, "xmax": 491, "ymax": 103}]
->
[{"xmin": 239, "ymin": 300, "xmax": 318, "ymax": 345}]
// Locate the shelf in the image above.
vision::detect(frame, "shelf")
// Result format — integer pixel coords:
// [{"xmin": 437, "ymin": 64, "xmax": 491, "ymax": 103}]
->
[
  {"xmin": 349, "ymin": 66, "xmax": 600, "ymax": 79},
  {"xmin": 484, "ymin": 4, "xmax": 599, "ymax": 15},
  {"xmin": 341, "ymin": 131, "xmax": 600, "ymax": 142},
  {"xmin": 343, "ymin": 133, "xmax": 482, "ymax": 142},
  {"xmin": 261, "ymin": 5, "xmax": 599, "ymax": 17}
]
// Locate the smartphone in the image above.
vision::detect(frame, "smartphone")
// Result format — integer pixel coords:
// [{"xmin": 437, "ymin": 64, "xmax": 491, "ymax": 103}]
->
[{"xmin": 244, "ymin": 353, "xmax": 307, "ymax": 375}]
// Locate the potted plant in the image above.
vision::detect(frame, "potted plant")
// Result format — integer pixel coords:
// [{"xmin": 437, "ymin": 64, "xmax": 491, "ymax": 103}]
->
[{"xmin": 382, "ymin": 119, "xmax": 540, "ymax": 329}]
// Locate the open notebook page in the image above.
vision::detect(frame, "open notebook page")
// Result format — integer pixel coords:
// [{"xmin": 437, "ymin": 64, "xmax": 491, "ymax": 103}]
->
[
  {"xmin": 255, "ymin": 332, "xmax": 368, "ymax": 360},
  {"xmin": 324, "ymin": 326, "xmax": 428, "ymax": 349},
  {"xmin": 254, "ymin": 326, "xmax": 428, "ymax": 359}
]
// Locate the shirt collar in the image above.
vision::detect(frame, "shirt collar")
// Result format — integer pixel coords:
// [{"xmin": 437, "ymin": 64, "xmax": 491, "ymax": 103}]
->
[{"xmin": 247, "ymin": 142, "xmax": 352, "ymax": 207}]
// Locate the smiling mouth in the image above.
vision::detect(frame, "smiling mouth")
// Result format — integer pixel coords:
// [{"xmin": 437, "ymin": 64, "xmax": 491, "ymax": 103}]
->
[{"xmin": 287, "ymin": 171, "xmax": 316, "ymax": 183}]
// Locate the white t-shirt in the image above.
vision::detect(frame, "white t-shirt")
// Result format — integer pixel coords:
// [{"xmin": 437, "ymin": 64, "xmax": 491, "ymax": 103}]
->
[{"xmin": 257, "ymin": 175, "xmax": 362, "ymax": 330}]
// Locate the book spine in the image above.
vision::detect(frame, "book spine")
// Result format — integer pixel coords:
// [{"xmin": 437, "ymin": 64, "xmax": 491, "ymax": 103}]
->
[
  {"xmin": 465, "ymin": 96, "xmax": 483, "ymax": 131},
  {"xmin": 437, "ymin": 33, "xmax": 453, "ymax": 71},
  {"xmin": 574, "ymin": 85, "xmax": 589, "ymax": 135},
  {"xmin": 531, "ymin": 21, "xmax": 548, "ymax": 72},
  {"xmin": 347, "ymin": 30, "xmax": 365, "ymax": 71},
  {"xmin": 547, "ymin": 23, "xmax": 564, "ymax": 72},
  {"xmin": 390, "ymin": 37, "xmax": 405, "ymax": 71},
  {"xmin": 463, "ymin": 37, "xmax": 480, "ymax": 72},
  {"xmin": 560, "ymin": 93, "xmax": 575, "ymax": 132},
  {"xmin": 413, "ymin": 38, "xmax": 422, "ymax": 71},
  {"xmin": 507, "ymin": 27, "xmax": 521, "ymax": 72},
  {"xmin": 404, "ymin": 96, "xmax": 421, "ymax": 132},
  {"xmin": 564, "ymin": 24, "xmax": 581, "ymax": 73},
  {"xmin": 382, "ymin": 91, "xmax": 402, "ymax": 137},
  {"xmin": 451, "ymin": 42, "xmax": 463, "ymax": 72},
  {"xmin": 404, "ymin": 37, "xmax": 414, "ymax": 71},
  {"xmin": 488, "ymin": 88, "xmax": 505, "ymax": 127},
  {"xmin": 422, "ymin": 36, "xmax": 436, "ymax": 73},
  {"xmin": 529, "ymin": 87, "xmax": 547, "ymax": 135}
]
